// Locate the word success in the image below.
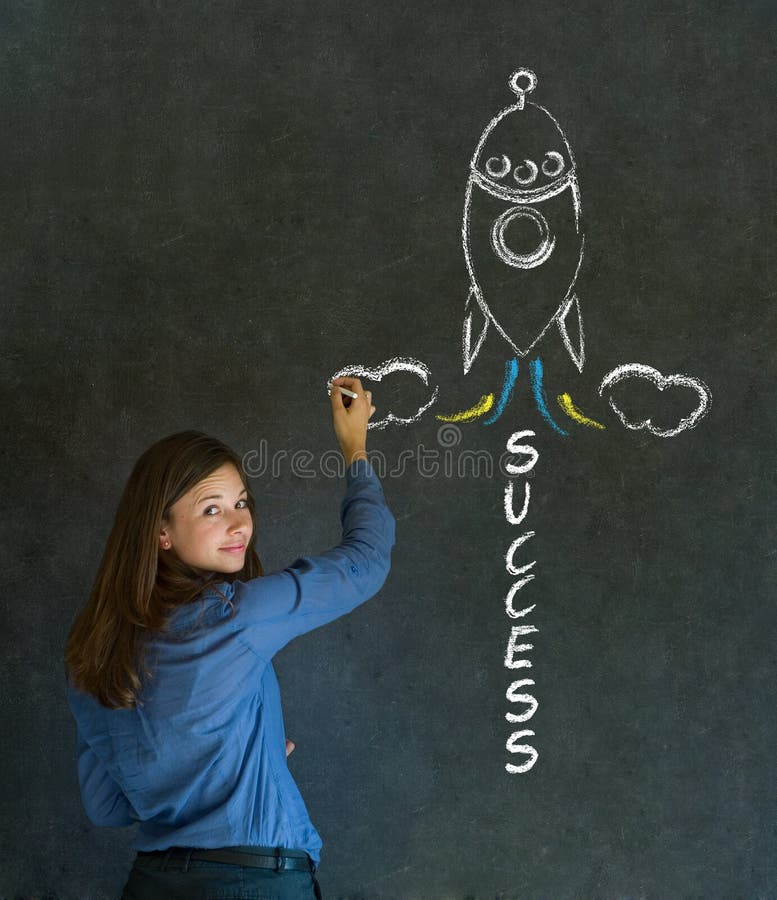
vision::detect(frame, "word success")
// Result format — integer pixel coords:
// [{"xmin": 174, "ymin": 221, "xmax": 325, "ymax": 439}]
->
[{"xmin": 503, "ymin": 429, "xmax": 540, "ymax": 774}]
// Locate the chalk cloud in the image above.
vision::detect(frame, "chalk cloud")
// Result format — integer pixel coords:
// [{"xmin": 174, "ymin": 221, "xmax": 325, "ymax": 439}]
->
[
  {"xmin": 598, "ymin": 363, "xmax": 711, "ymax": 438},
  {"xmin": 327, "ymin": 357, "xmax": 439, "ymax": 431}
]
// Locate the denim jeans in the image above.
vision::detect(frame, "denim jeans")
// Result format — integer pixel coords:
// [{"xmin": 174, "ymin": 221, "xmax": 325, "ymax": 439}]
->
[{"xmin": 119, "ymin": 845, "xmax": 323, "ymax": 900}]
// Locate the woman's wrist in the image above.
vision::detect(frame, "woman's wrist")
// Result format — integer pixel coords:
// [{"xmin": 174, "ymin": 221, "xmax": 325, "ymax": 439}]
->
[{"xmin": 345, "ymin": 447, "xmax": 368, "ymax": 466}]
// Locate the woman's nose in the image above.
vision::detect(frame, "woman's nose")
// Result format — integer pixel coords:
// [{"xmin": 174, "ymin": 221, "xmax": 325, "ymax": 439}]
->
[{"xmin": 226, "ymin": 508, "xmax": 250, "ymax": 533}]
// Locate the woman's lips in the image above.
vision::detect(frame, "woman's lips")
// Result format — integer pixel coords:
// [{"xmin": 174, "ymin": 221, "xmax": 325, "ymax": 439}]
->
[{"xmin": 219, "ymin": 544, "xmax": 245, "ymax": 553}]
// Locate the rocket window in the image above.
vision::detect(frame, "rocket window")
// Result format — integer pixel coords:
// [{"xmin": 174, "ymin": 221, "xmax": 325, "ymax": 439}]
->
[
  {"xmin": 513, "ymin": 160, "xmax": 538, "ymax": 186},
  {"xmin": 491, "ymin": 205, "xmax": 555, "ymax": 270},
  {"xmin": 541, "ymin": 151, "xmax": 565, "ymax": 178},
  {"xmin": 485, "ymin": 155, "xmax": 511, "ymax": 179}
]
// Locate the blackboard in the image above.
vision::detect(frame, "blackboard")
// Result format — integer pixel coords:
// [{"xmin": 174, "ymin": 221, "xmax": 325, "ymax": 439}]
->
[{"xmin": 3, "ymin": 1, "xmax": 776, "ymax": 897}]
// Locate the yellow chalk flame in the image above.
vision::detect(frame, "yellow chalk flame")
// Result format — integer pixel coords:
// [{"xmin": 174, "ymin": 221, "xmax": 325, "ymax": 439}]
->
[
  {"xmin": 435, "ymin": 394, "xmax": 494, "ymax": 422},
  {"xmin": 557, "ymin": 393, "xmax": 605, "ymax": 429}
]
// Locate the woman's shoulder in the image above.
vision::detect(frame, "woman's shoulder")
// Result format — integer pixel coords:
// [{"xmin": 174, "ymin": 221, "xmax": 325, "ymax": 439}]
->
[{"xmin": 162, "ymin": 585, "xmax": 239, "ymax": 633}]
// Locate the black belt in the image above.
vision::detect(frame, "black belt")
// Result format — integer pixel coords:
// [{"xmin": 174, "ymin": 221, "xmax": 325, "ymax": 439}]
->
[{"xmin": 137, "ymin": 844, "xmax": 315, "ymax": 872}]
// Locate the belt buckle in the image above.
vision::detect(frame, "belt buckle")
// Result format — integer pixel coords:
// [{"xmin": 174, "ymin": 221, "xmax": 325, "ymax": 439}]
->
[{"xmin": 274, "ymin": 847, "xmax": 286, "ymax": 872}]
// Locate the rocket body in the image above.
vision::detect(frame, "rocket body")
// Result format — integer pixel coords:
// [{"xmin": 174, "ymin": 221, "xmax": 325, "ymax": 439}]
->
[
  {"xmin": 461, "ymin": 73, "xmax": 586, "ymax": 373},
  {"xmin": 463, "ymin": 172, "xmax": 582, "ymax": 358}
]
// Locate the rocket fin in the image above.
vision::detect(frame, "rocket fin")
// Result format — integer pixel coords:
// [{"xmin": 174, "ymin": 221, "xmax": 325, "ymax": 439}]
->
[
  {"xmin": 463, "ymin": 286, "xmax": 489, "ymax": 374},
  {"xmin": 557, "ymin": 293, "xmax": 585, "ymax": 373}
]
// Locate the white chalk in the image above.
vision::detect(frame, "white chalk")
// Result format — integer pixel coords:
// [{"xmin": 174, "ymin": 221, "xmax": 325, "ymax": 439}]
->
[
  {"xmin": 328, "ymin": 382, "xmax": 358, "ymax": 399},
  {"xmin": 328, "ymin": 358, "xmax": 439, "ymax": 430}
]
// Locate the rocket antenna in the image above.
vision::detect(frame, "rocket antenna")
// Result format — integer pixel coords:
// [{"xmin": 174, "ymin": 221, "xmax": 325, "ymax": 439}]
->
[{"xmin": 509, "ymin": 69, "xmax": 537, "ymax": 110}]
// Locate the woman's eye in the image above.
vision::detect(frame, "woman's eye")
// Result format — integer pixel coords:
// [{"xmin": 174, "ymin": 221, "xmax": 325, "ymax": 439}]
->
[{"xmin": 204, "ymin": 499, "xmax": 248, "ymax": 516}]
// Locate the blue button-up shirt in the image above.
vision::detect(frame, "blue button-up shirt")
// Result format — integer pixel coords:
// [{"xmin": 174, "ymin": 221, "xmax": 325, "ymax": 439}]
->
[{"xmin": 66, "ymin": 458, "xmax": 395, "ymax": 865}]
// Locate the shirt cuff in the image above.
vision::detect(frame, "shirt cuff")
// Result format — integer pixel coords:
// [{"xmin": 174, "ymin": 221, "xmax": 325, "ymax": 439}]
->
[{"xmin": 346, "ymin": 456, "xmax": 375, "ymax": 484}]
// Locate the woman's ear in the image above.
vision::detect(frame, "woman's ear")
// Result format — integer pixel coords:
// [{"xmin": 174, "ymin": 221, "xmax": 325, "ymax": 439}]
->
[{"xmin": 159, "ymin": 525, "xmax": 171, "ymax": 550}]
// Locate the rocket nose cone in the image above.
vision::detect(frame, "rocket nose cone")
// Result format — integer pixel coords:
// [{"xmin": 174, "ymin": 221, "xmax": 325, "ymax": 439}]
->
[
  {"xmin": 473, "ymin": 105, "xmax": 574, "ymax": 196},
  {"xmin": 471, "ymin": 72, "xmax": 577, "ymax": 200}
]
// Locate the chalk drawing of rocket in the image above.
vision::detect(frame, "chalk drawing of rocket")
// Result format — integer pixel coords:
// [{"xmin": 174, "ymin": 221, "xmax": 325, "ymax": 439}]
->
[
  {"xmin": 329, "ymin": 68, "xmax": 710, "ymax": 439},
  {"xmin": 462, "ymin": 68, "xmax": 585, "ymax": 375}
]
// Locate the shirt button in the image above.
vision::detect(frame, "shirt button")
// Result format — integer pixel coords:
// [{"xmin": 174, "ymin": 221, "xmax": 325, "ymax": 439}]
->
[{"xmin": 350, "ymin": 564, "xmax": 359, "ymax": 575}]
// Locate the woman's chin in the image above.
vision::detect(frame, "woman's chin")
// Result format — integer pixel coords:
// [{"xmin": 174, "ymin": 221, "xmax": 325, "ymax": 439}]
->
[{"xmin": 215, "ymin": 556, "xmax": 245, "ymax": 574}]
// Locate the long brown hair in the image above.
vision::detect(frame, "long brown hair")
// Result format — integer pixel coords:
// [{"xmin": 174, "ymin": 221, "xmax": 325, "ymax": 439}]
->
[{"xmin": 64, "ymin": 431, "xmax": 264, "ymax": 710}]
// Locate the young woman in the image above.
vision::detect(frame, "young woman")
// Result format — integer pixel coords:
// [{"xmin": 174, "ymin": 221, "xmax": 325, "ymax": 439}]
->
[{"xmin": 64, "ymin": 377, "xmax": 395, "ymax": 900}]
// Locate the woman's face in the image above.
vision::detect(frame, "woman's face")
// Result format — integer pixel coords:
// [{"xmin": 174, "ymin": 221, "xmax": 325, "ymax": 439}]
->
[{"xmin": 159, "ymin": 462, "xmax": 254, "ymax": 575}]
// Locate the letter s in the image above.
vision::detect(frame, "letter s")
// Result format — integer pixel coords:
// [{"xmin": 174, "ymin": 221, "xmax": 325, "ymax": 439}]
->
[
  {"xmin": 504, "ymin": 431, "xmax": 539, "ymax": 475},
  {"xmin": 505, "ymin": 730, "xmax": 539, "ymax": 774}
]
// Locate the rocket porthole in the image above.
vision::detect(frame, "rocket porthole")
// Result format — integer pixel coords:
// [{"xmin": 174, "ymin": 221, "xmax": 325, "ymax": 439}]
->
[
  {"xmin": 485, "ymin": 155, "xmax": 511, "ymax": 179},
  {"xmin": 491, "ymin": 205, "xmax": 555, "ymax": 270},
  {"xmin": 541, "ymin": 151, "xmax": 565, "ymax": 178},
  {"xmin": 513, "ymin": 159, "xmax": 538, "ymax": 186}
]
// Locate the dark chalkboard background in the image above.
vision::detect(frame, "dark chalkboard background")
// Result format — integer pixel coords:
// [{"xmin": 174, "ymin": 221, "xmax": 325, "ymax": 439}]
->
[{"xmin": 2, "ymin": 1, "xmax": 776, "ymax": 897}]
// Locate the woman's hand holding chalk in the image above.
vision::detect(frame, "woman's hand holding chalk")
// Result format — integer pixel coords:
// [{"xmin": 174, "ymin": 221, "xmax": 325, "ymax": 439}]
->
[
  {"xmin": 327, "ymin": 382, "xmax": 358, "ymax": 399},
  {"xmin": 328, "ymin": 376, "xmax": 376, "ymax": 465}
]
